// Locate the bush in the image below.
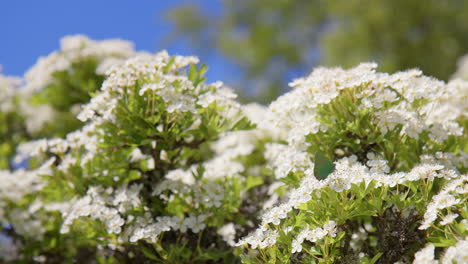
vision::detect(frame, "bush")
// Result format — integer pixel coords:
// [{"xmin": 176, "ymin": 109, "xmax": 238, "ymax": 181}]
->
[{"xmin": 0, "ymin": 35, "xmax": 467, "ymax": 263}]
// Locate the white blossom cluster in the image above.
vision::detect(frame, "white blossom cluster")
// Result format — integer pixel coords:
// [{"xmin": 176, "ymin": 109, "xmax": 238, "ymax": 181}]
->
[
  {"xmin": 264, "ymin": 143, "xmax": 313, "ymax": 179},
  {"xmin": 1, "ymin": 38, "xmax": 467, "ymax": 262},
  {"xmin": 217, "ymin": 223, "xmax": 237, "ymax": 246},
  {"xmin": 123, "ymin": 117, "xmax": 272, "ymax": 245},
  {"xmin": 413, "ymin": 244, "xmax": 438, "ymax": 264},
  {"xmin": 0, "ymin": 70, "xmax": 22, "ymax": 112},
  {"xmin": 235, "ymin": 227, "xmax": 279, "ymax": 249},
  {"xmin": 13, "ymin": 121, "xmax": 103, "ymax": 172},
  {"xmin": 154, "ymin": 128, "xmax": 268, "ymax": 209},
  {"xmin": 441, "ymin": 238, "xmax": 468, "ymax": 263},
  {"xmin": 420, "ymin": 175, "xmax": 467, "ymax": 230},
  {"xmin": 120, "ymin": 213, "xmax": 210, "ymax": 243},
  {"xmin": 236, "ymin": 220, "xmax": 338, "ymax": 252},
  {"xmin": 237, "ymin": 154, "xmax": 465, "ymax": 253},
  {"xmin": 237, "ymin": 163, "xmax": 467, "ymax": 263},
  {"xmin": 0, "ymin": 158, "xmax": 56, "ymax": 238},
  {"xmin": 77, "ymin": 50, "xmax": 242, "ymax": 126},
  {"xmin": 0, "ymin": 157, "xmax": 55, "ymax": 204},
  {"xmin": 153, "ymin": 173, "xmax": 228, "ymax": 210},
  {"xmin": 257, "ymin": 158, "xmax": 459, "ymax": 227},
  {"xmin": 18, "ymin": 35, "xmax": 136, "ymax": 133},
  {"xmin": 413, "ymin": 238, "xmax": 468, "ymax": 264},
  {"xmin": 268, "ymin": 63, "xmax": 466, "ymax": 149},
  {"xmin": 6, "ymin": 199, "xmax": 48, "ymax": 240},
  {"xmin": 291, "ymin": 221, "xmax": 337, "ymax": 253},
  {"xmin": 242, "ymin": 103, "xmax": 287, "ymax": 140},
  {"xmin": 23, "ymin": 35, "xmax": 135, "ymax": 94},
  {"xmin": 420, "ymin": 151, "xmax": 468, "ymax": 172},
  {"xmin": 60, "ymin": 184, "xmax": 142, "ymax": 234},
  {"xmin": 2, "ymin": 50, "xmax": 268, "ymax": 250},
  {"xmin": 231, "ymin": 62, "xmax": 468, "ymax": 260}
]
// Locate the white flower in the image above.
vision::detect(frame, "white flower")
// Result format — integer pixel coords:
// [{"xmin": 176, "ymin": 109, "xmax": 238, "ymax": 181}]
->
[
  {"xmin": 440, "ymin": 213, "xmax": 458, "ymax": 226},
  {"xmin": 291, "ymin": 238, "xmax": 303, "ymax": 253},
  {"xmin": 217, "ymin": 223, "xmax": 236, "ymax": 246},
  {"xmin": 129, "ymin": 148, "xmax": 147, "ymax": 162},
  {"xmin": 366, "ymin": 153, "xmax": 390, "ymax": 173},
  {"xmin": 236, "ymin": 228, "xmax": 278, "ymax": 249},
  {"xmin": 190, "ymin": 215, "xmax": 207, "ymax": 233},
  {"xmin": 288, "ymin": 221, "xmax": 338, "ymax": 254},
  {"xmin": 264, "ymin": 143, "xmax": 313, "ymax": 179},
  {"xmin": 262, "ymin": 204, "xmax": 290, "ymax": 225},
  {"xmin": 413, "ymin": 244, "xmax": 438, "ymax": 264},
  {"xmin": 441, "ymin": 238, "xmax": 468, "ymax": 264},
  {"xmin": 165, "ymin": 168, "xmax": 195, "ymax": 185}
]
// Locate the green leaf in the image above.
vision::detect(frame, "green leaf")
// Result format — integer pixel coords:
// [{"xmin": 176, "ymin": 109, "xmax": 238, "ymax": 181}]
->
[
  {"xmin": 314, "ymin": 151, "xmax": 335, "ymax": 180},
  {"xmin": 199, "ymin": 64, "xmax": 208, "ymax": 76},
  {"xmin": 280, "ymin": 171, "xmax": 302, "ymax": 187},
  {"xmin": 369, "ymin": 252, "xmax": 383, "ymax": 264},
  {"xmin": 141, "ymin": 245, "xmax": 160, "ymax": 261},
  {"xmin": 188, "ymin": 64, "xmax": 197, "ymax": 81},
  {"xmin": 245, "ymin": 175, "xmax": 263, "ymax": 191}
]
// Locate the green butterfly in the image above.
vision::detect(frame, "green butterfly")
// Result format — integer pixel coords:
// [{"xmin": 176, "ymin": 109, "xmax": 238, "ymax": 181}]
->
[{"xmin": 314, "ymin": 151, "xmax": 335, "ymax": 180}]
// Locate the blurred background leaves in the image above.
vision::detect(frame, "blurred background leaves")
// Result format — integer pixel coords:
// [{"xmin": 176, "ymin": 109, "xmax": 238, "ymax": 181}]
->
[{"xmin": 166, "ymin": 0, "xmax": 468, "ymax": 103}]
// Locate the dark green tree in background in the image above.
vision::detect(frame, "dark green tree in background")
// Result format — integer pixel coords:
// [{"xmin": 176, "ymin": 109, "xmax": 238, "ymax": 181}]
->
[{"xmin": 166, "ymin": 0, "xmax": 468, "ymax": 102}]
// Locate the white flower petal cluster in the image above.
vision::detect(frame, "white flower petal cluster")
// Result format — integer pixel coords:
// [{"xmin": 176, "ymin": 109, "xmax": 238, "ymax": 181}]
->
[
  {"xmin": 217, "ymin": 223, "xmax": 237, "ymax": 246},
  {"xmin": 420, "ymin": 175, "xmax": 467, "ymax": 230},
  {"xmin": 60, "ymin": 184, "xmax": 142, "ymax": 234},
  {"xmin": 235, "ymin": 227, "xmax": 279, "ymax": 249},
  {"xmin": 119, "ymin": 213, "xmax": 210, "ymax": 243},
  {"xmin": 366, "ymin": 152, "xmax": 390, "ymax": 174},
  {"xmin": 18, "ymin": 35, "xmax": 136, "ymax": 134},
  {"xmin": 24, "ymin": 35, "xmax": 135, "ymax": 94},
  {"xmin": 265, "ymin": 143, "xmax": 313, "ymax": 179},
  {"xmin": 6, "ymin": 199, "xmax": 48, "ymax": 240},
  {"xmin": 413, "ymin": 244, "xmax": 438, "ymax": 264},
  {"xmin": 77, "ymin": 51, "xmax": 241, "ymax": 126},
  {"xmin": 256, "ymin": 157, "xmax": 459, "ymax": 227},
  {"xmin": 14, "ymin": 121, "xmax": 103, "ymax": 173},
  {"xmin": 0, "ymin": 70, "xmax": 22, "ymax": 112},
  {"xmin": 0, "ymin": 157, "xmax": 54, "ymax": 204},
  {"xmin": 421, "ymin": 151, "xmax": 468, "ymax": 172},
  {"xmin": 441, "ymin": 237, "xmax": 468, "ymax": 264},
  {"xmin": 268, "ymin": 63, "xmax": 465, "ymax": 149},
  {"xmin": 291, "ymin": 221, "xmax": 337, "ymax": 253},
  {"xmin": 153, "ymin": 124, "xmax": 272, "ymax": 213},
  {"xmin": 120, "ymin": 213, "xmax": 179, "ymax": 243}
]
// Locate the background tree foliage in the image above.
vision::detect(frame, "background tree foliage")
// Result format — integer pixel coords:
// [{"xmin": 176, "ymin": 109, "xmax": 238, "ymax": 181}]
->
[{"xmin": 166, "ymin": 0, "xmax": 468, "ymax": 102}]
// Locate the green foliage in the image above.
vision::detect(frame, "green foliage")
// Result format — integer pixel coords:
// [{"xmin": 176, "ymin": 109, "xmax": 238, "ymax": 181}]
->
[
  {"xmin": 0, "ymin": 54, "xmax": 276, "ymax": 263},
  {"xmin": 1, "ymin": 35, "xmax": 467, "ymax": 263},
  {"xmin": 30, "ymin": 58, "xmax": 105, "ymax": 138},
  {"xmin": 0, "ymin": 106, "xmax": 28, "ymax": 169}
]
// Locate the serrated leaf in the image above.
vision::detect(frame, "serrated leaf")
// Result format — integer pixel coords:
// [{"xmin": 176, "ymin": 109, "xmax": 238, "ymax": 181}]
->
[
  {"xmin": 188, "ymin": 64, "xmax": 197, "ymax": 81},
  {"xmin": 245, "ymin": 176, "xmax": 263, "ymax": 191}
]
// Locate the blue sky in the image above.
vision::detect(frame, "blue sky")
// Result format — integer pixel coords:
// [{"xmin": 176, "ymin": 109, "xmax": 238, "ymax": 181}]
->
[{"xmin": 0, "ymin": 0, "xmax": 231, "ymax": 82}]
